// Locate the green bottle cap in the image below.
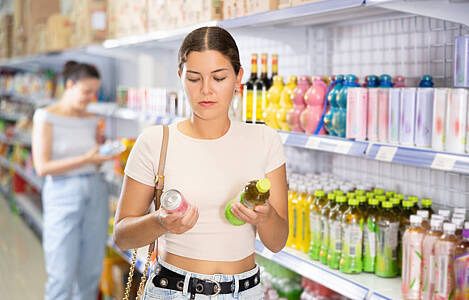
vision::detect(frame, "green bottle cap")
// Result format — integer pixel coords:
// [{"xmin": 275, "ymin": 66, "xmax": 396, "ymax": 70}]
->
[
  {"xmin": 366, "ymin": 192, "xmax": 375, "ymax": 199},
  {"xmin": 402, "ymin": 200, "xmax": 413, "ymax": 208},
  {"xmin": 349, "ymin": 198, "xmax": 359, "ymax": 206},
  {"xmin": 356, "ymin": 190, "xmax": 365, "ymax": 196},
  {"xmin": 315, "ymin": 190, "xmax": 325, "ymax": 197},
  {"xmin": 369, "ymin": 198, "xmax": 379, "ymax": 206},
  {"xmin": 382, "ymin": 201, "xmax": 393, "ymax": 209},
  {"xmin": 391, "ymin": 198, "xmax": 400, "ymax": 205},
  {"xmin": 386, "ymin": 191, "xmax": 395, "ymax": 198},
  {"xmin": 374, "ymin": 188, "xmax": 384, "ymax": 195},
  {"xmin": 408, "ymin": 196, "xmax": 419, "ymax": 204},
  {"xmin": 336, "ymin": 196, "xmax": 347, "ymax": 203},
  {"xmin": 357, "ymin": 196, "xmax": 367, "ymax": 203},
  {"xmin": 347, "ymin": 192, "xmax": 356, "ymax": 199},
  {"xmin": 328, "ymin": 193, "xmax": 336, "ymax": 201},
  {"xmin": 377, "ymin": 195, "xmax": 386, "ymax": 202},
  {"xmin": 335, "ymin": 190, "xmax": 344, "ymax": 196},
  {"xmin": 256, "ymin": 178, "xmax": 271, "ymax": 193},
  {"xmin": 396, "ymin": 193, "xmax": 405, "ymax": 200},
  {"xmin": 422, "ymin": 198, "xmax": 432, "ymax": 206}
]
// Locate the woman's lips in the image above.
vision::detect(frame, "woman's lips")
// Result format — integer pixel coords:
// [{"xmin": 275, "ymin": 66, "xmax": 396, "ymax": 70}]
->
[{"xmin": 199, "ymin": 101, "xmax": 216, "ymax": 107}]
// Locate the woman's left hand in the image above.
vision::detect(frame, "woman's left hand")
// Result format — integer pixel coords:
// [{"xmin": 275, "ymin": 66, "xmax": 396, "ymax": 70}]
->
[{"xmin": 230, "ymin": 202, "xmax": 273, "ymax": 226}]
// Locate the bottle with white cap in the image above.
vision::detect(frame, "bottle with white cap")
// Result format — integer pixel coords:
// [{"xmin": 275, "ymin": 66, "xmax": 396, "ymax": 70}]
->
[
  {"xmin": 402, "ymin": 215, "xmax": 426, "ymax": 300},
  {"xmin": 438, "ymin": 209, "xmax": 452, "ymax": 222},
  {"xmin": 422, "ymin": 218, "xmax": 444, "ymax": 300},
  {"xmin": 455, "ymin": 225, "xmax": 469, "ymax": 300},
  {"xmin": 453, "ymin": 217, "xmax": 465, "ymax": 239},
  {"xmin": 454, "ymin": 207, "xmax": 467, "ymax": 218},
  {"xmin": 433, "ymin": 223, "xmax": 458, "ymax": 300},
  {"xmin": 417, "ymin": 210, "xmax": 430, "ymax": 231}
]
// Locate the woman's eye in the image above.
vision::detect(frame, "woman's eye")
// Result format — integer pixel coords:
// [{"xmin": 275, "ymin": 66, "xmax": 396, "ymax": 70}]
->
[
  {"xmin": 187, "ymin": 78, "xmax": 200, "ymax": 82},
  {"xmin": 214, "ymin": 77, "xmax": 226, "ymax": 82}
]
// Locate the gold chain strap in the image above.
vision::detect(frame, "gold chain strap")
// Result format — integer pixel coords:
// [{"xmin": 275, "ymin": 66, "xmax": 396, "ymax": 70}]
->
[
  {"xmin": 136, "ymin": 248, "xmax": 153, "ymax": 298},
  {"xmin": 123, "ymin": 249, "xmax": 138, "ymax": 300}
]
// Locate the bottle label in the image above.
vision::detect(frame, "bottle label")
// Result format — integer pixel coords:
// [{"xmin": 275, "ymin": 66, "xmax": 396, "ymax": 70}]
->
[
  {"xmin": 293, "ymin": 207, "xmax": 298, "ymax": 239},
  {"xmin": 376, "ymin": 221, "xmax": 399, "ymax": 276},
  {"xmin": 345, "ymin": 224, "xmax": 362, "ymax": 257},
  {"xmin": 402, "ymin": 234, "xmax": 424, "ymax": 295},
  {"xmin": 320, "ymin": 216, "xmax": 329, "ymax": 247},
  {"xmin": 310, "ymin": 213, "xmax": 321, "ymax": 246},
  {"xmin": 331, "ymin": 220, "xmax": 343, "ymax": 252},
  {"xmin": 438, "ymin": 255, "xmax": 449, "ymax": 296},
  {"xmin": 455, "ymin": 253, "xmax": 469, "ymax": 300},
  {"xmin": 302, "ymin": 210, "xmax": 306, "ymax": 241}
]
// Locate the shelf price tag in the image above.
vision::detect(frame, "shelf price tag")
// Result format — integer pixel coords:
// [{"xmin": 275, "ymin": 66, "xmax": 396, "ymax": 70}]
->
[
  {"xmin": 335, "ymin": 142, "xmax": 352, "ymax": 154},
  {"xmin": 305, "ymin": 137, "xmax": 320, "ymax": 149},
  {"xmin": 375, "ymin": 146, "xmax": 397, "ymax": 162},
  {"xmin": 431, "ymin": 154, "xmax": 456, "ymax": 171}
]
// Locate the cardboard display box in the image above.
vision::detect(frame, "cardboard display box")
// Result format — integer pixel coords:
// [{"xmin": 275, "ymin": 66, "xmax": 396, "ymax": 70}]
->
[
  {"xmin": 0, "ymin": 15, "xmax": 13, "ymax": 59},
  {"xmin": 46, "ymin": 14, "xmax": 72, "ymax": 52},
  {"xmin": 70, "ymin": 0, "xmax": 107, "ymax": 47}
]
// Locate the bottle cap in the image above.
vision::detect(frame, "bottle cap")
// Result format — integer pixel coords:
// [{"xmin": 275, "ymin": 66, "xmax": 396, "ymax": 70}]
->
[
  {"xmin": 307, "ymin": 185, "xmax": 316, "ymax": 195},
  {"xmin": 366, "ymin": 192, "xmax": 375, "ymax": 199},
  {"xmin": 408, "ymin": 196, "xmax": 419, "ymax": 204},
  {"xmin": 465, "ymin": 222, "xmax": 469, "ymax": 230},
  {"xmin": 357, "ymin": 196, "xmax": 367, "ymax": 203},
  {"xmin": 377, "ymin": 195, "xmax": 387, "ymax": 202},
  {"xmin": 257, "ymin": 178, "xmax": 271, "ymax": 193},
  {"xmin": 421, "ymin": 198, "xmax": 432, "ymax": 206},
  {"xmin": 315, "ymin": 190, "xmax": 325, "ymax": 197},
  {"xmin": 382, "ymin": 201, "xmax": 393, "ymax": 209},
  {"xmin": 347, "ymin": 192, "xmax": 356, "ymax": 199},
  {"xmin": 438, "ymin": 210, "xmax": 451, "ymax": 220},
  {"xmin": 335, "ymin": 190, "xmax": 344, "ymax": 196},
  {"xmin": 386, "ymin": 191, "xmax": 395, "ymax": 198},
  {"xmin": 431, "ymin": 214, "xmax": 444, "ymax": 221},
  {"xmin": 391, "ymin": 198, "xmax": 400, "ymax": 205},
  {"xmin": 374, "ymin": 188, "xmax": 384, "ymax": 195},
  {"xmin": 454, "ymin": 208, "xmax": 466, "ymax": 216},
  {"xmin": 452, "ymin": 217, "xmax": 465, "ymax": 228},
  {"xmin": 328, "ymin": 193, "xmax": 336, "ymax": 201},
  {"xmin": 443, "ymin": 222, "xmax": 456, "ymax": 233},
  {"xmin": 298, "ymin": 184, "xmax": 308, "ymax": 194},
  {"xmin": 430, "ymin": 219, "xmax": 443, "ymax": 229},
  {"xmin": 396, "ymin": 194, "xmax": 405, "ymax": 200},
  {"xmin": 410, "ymin": 215, "xmax": 422, "ymax": 224},
  {"xmin": 403, "ymin": 200, "xmax": 413, "ymax": 208},
  {"xmin": 356, "ymin": 189, "xmax": 366, "ymax": 196},
  {"xmin": 349, "ymin": 198, "xmax": 359, "ymax": 206},
  {"xmin": 369, "ymin": 198, "xmax": 379, "ymax": 206},
  {"xmin": 417, "ymin": 210, "xmax": 429, "ymax": 220},
  {"xmin": 463, "ymin": 229, "xmax": 469, "ymax": 239},
  {"xmin": 336, "ymin": 196, "xmax": 347, "ymax": 203}
]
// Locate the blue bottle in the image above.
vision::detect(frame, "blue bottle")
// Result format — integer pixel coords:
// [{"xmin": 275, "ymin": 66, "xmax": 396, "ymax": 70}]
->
[
  {"xmin": 365, "ymin": 75, "xmax": 380, "ymax": 88},
  {"xmin": 379, "ymin": 74, "xmax": 393, "ymax": 88},
  {"xmin": 323, "ymin": 75, "xmax": 344, "ymax": 136},
  {"xmin": 334, "ymin": 74, "xmax": 360, "ymax": 138},
  {"xmin": 419, "ymin": 75, "xmax": 434, "ymax": 87}
]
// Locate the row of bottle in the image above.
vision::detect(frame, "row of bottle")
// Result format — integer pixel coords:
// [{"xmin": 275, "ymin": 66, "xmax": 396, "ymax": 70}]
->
[
  {"xmin": 347, "ymin": 86, "xmax": 469, "ymax": 154},
  {"xmin": 0, "ymin": 71, "xmax": 56, "ymax": 100},
  {"xmin": 402, "ymin": 215, "xmax": 469, "ymax": 300},
  {"xmin": 286, "ymin": 173, "xmax": 468, "ymax": 280}
]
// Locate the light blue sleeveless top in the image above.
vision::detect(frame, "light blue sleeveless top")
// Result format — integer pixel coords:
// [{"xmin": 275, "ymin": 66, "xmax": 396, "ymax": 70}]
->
[{"xmin": 33, "ymin": 108, "xmax": 100, "ymax": 177}]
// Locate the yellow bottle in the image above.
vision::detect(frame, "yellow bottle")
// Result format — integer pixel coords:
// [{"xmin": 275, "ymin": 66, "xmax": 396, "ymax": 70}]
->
[
  {"xmin": 287, "ymin": 181, "xmax": 299, "ymax": 248},
  {"xmin": 296, "ymin": 183, "xmax": 310, "ymax": 252},
  {"xmin": 277, "ymin": 75, "xmax": 298, "ymax": 131},
  {"xmin": 264, "ymin": 75, "xmax": 284, "ymax": 129},
  {"xmin": 290, "ymin": 183, "xmax": 301, "ymax": 249}
]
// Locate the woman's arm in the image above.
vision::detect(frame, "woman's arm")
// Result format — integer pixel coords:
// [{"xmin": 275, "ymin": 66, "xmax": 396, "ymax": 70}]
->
[
  {"xmin": 230, "ymin": 164, "xmax": 288, "ymax": 253},
  {"xmin": 32, "ymin": 121, "xmax": 105, "ymax": 176},
  {"xmin": 113, "ymin": 176, "xmax": 199, "ymax": 251}
]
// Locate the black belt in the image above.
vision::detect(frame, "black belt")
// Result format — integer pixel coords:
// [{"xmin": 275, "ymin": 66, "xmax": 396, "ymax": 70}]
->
[{"xmin": 152, "ymin": 265, "xmax": 261, "ymax": 299}]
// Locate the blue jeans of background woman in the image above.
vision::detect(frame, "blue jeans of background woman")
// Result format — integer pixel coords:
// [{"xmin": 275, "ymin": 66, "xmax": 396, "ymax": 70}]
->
[{"xmin": 42, "ymin": 173, "xmax": 108, "ymax": 300}]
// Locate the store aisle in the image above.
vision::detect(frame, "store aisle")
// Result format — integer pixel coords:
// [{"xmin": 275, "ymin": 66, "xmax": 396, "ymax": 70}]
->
[{"xmin": 0, "ymin": 195, "xmax": 46, "ymax": 299}]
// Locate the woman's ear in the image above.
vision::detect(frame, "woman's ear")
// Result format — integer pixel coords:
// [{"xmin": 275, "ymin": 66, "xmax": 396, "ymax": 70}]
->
[
  {"xmin": 65, "ymin": 79, "xmax": 75, "ymax": 89},
  {"xmin": 178, "ymin": 69, "xmax": 182, "ymax": 79},
  {"xmin": 236, "ymin": 67, "xmax": 244, "ymax": 88}
]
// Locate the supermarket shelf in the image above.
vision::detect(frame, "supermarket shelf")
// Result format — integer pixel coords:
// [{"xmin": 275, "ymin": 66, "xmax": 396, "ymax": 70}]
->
[
  {"xmin": 0, "ymin": 133, "xmax": 32, "ymax": 147},
  {"xmin": 15, "ymin": 193, "xmax": 43, "ymax": 235},
  {"xmin": 255, "ymin": 240, "xmax": 400, "ymax": 300},
  {"xmin": 87, "ymin": 102, "xmax": 186, "ymax": 125},
  {"xmin": 0, "ymin": 155, "xmax": 43, "ymax": 191},
  {"xmin": 107, "ymin": 237, "xmax": 148, "ymax": 275},
  {"xmin": 278, "ymin": 131, "xmax": 369, "ymax": 157},
  {"xmin": 0, "ymin": 92, "xmax": 56, "ymax": 108},
  {"xmin": 367, "ymin": 143, "xmax": 469, "ymax": 175},
  {"xmin": 0, "ymin": 112, "xmax": 27, "ymax": 122}
]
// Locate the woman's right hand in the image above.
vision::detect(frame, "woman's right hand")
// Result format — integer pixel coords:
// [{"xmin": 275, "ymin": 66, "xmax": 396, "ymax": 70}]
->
[
  {"xmin": 84, "ymin": 146, "xmax": 116, "ymax": 165},
  {"xmin": 155, "ymin": 206, "xmax": 199, "ymax": 234}
]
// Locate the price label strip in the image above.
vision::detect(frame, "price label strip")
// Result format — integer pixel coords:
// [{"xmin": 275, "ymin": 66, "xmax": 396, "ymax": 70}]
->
[
  {"xmin": 375, "ymin": 146, "xmax": 397, "ymax": 162},
  {"xmin": 431, "ymin": 154, "xmax": 457, "ymax": 171},
  {"xmin": 335, "ymin": 142, "xmax": 353, "ymax": 154},
  {"xmin": 305, "ymin": 137, "xmax": 321, "ymax": 150}
]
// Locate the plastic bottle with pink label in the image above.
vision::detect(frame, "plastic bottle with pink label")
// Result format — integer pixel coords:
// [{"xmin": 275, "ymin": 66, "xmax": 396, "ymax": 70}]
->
[
  {"xmin": 346, "ymin": 87, "xmax": 368, "ymax": 140},
  {"xmin": 445, "ymin": 89, "xmax": 468, "ymax": 154},
  {"xmin": 377, "ymin": 75, "xmax": 393, "ymax": 143},
  {"xmin": 432, "ymin": 89, "xmax": 448, "ymax": 151},
  {"xmin": 415, "ymin": 88, "xmax": 434, "ymax": 148},
  {"xmin": 287, "ymin": 76, "xmax": 310, "ymax": 133},
  {"xmin": 300, "ymin": 76, "xmax": 327, "ymax": 135},
  {"xmin": 335, "ymin": 74, "xmax": 360, "ymax": 138},
  {"xmin": 388, "ymin": 88, "xmax": 401, "ymax": 144},
  {"xmin": 400, "ymin": 88, "xmax": 417, "ymax": 146}
]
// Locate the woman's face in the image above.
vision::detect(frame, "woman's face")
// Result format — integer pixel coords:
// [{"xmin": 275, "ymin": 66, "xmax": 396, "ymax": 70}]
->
[
  {"xmin": 179, "ymin": 50, "xmax": 243, "ymax": 121},
  {"xmin": 66, "ymin": 78, "xmax": 100, "ymax": 111}
]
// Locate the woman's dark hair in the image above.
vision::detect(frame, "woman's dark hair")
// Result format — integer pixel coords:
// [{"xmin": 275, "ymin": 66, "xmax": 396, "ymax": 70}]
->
[
  {"xmin": 178, "ymin": 27, "xmax": 241, "ymax": 75},
  {"xmin": 62, "ymin": 60, "xmax": 100, "ymax": 83}
]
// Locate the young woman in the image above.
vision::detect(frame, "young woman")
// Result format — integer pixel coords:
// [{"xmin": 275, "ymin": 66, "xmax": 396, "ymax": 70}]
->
[
  {"xmin": 32, "ymin": 62, "xmax": 114, "ymax": 300},
  {"xmin": 114, "ymin": 27, "xmax": 288, "ymax": 299}
]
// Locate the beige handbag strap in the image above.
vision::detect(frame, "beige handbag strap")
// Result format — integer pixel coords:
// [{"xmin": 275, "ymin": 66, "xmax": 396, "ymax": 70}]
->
[{"xmin": 124, "ymin": 125, "xmax": 169, "ymax": 300}]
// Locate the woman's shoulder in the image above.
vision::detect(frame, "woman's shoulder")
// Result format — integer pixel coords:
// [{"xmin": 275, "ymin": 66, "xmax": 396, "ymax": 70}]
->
[{"xmin": 136, "ymin": 125, "xmax": 165, "ymax": 146}]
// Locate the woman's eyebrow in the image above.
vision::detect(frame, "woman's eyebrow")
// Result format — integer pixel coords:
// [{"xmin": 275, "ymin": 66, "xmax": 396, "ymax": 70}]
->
[{"xmin": 186, "ymin": 68, "xmax": 228, "ymax": 74}]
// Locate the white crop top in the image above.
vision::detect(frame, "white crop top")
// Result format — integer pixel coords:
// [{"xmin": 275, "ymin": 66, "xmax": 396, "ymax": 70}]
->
[
  {"xmin": 33, "ymin": 108, "xmax": 99, "ymax": 177},
  {"xmin": 124, "ymin": 121, "xmax": 286, "ymax": 261}
]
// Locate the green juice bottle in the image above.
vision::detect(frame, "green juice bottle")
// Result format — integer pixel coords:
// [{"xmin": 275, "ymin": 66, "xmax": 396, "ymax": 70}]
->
[
  {"xmin": 327, "ymin": 196, "xmax": 349, "ymax": 269},
  {"xmin": 309, "ymin": 190, "xmax": 327, "ymax": 260},
  {"xmin": 340, "ymin": 198, "xmax": 364, "ymax": 274},
  {"xmin": 391, "ymin": 197, "xmax": 402, "ymax": 216},
  {"xmin": 407, "ymin": 195, "xmax": 420, "ymax": 213},
  {"xmin": 420, "ymin": 198, "xmax": 434, "ymax": 217},
  {"xmin": 375, "ymin": 201, "xmax": 399, "ymax": 278},
  {"xmin": 385, "ymin": 191, "xmax": 395, "ymax": 200},
  {"xmin": 319, "ymin": 193, "xmax": 335, "ymax": 264},
  {"xmin": 363, "ymin": 198, "xmax": 380, "ymax": 272},
  {"xmin": 374, "ymin": 188, "xmax": 385, "ymax": 196},
  {"xmin": 357, "ymin": 195, "xmax": 368, "ymax": 215}
]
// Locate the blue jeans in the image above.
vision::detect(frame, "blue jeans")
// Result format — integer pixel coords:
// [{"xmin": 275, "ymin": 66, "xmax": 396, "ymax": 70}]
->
[
  {"xmin": 42, "ymin": 173, "xmax": 109, "ymax": 300},
  {"xmin": 143, "ymin": 260, "xmax": 264, "ymax": 299}
]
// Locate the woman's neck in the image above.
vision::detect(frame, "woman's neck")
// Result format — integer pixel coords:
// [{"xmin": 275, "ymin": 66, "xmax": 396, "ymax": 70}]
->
[
  {"xmin": 55, "ymin": 97, "xmax": 85, "ymax": 117},
  {"xmin": 180, "ymin": 115, "xmax": 231, "ymax": 140}
]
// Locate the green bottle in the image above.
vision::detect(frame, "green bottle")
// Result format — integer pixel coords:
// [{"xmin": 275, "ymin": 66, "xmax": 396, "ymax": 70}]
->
[
  {"xmin": 309, "ymin": 190, "xmax": 327, "ymax": 260},
  {"xmin": 407, "ymin": 195, "xmax": 420, "ymax": 213},
  {"xmin": 385, "ymin": 191, "xmax": 395, "ymax": 199},
  {"xmin": 319, "ymin": 193, "xmax": 335, "ymax": 264},
  {"xmin": 374, "ymin": 188, "xmax": 384, "ymax": 196},
  {"xmin": 375, "ymin": 201, "xmax": 399, "ymax": 278},
  {"xmin": 346, "ymin": 192, "xmax": 356, "ymax": 200},
  {"xmin": 356, "ymin": 189, "xmax": 366, "ymax": 197},
  {"xmin": 327, "ymin": 196, "xmax": 349, "ymax": 269},
  {"xmin": 225, "ymin": 178, "xmax": 271, "ymax": 225},
  {"xmin": 340, "ymin": 198, "xmax": 364, "ymax": 274},
  {"xmin": 335, "ymin": 190, "xmax": 344, "ymax": 196},
  {"xmin": 391, "ymin": 197, "xmax": 402, "ymax": 215},
  {"xmin": 363, "ymin": 198, "xmax": 379, "ymax": 272},
  {"xmin": 420, "ymin": 198, "xmax": 434, "ymax": 217},
  {"xmin": 357, "ymin": 195, "xmax": 368, "ymax": 214}
]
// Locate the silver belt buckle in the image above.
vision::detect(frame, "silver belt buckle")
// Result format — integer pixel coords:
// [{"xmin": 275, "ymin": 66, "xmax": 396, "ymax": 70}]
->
[{"xmin": 206, "ymin": 278, "xmax": 221, "ymax": 296}]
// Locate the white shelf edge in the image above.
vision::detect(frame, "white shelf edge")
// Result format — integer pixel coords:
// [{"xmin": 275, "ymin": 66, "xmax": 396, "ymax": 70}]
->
[{"xmin": 255, "ymin": 239, "xmax": 401, "ymax": 300}]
